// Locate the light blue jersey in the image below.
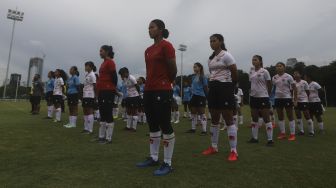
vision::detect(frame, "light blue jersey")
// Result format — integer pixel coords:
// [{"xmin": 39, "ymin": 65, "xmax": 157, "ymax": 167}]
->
[
  {"xmin": 183, "ymin": 86, "xmax": 192, "ymax": 102},
  {"xmin": 173, "ymin": 85, "xmax": 180, "ymax": 97},
  {"xmin": 191, "ymin": 75, "xmax": 208, "ymax": 97},
  {"xmin": 46, "ymin": 78, "xmax": 55, "ymax": 92},
  {"xmin": 67, "ymin": 75, "xmax": 80, "ymax": 94}
]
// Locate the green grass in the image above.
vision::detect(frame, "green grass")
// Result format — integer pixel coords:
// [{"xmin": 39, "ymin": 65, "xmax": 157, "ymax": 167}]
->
[{"xmin": 0, "ymin": 101, "xmax": 336, "ymax": 188}]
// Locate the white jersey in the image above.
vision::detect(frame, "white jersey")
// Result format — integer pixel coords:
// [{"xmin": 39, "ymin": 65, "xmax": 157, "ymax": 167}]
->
[
  {"xmin": 53, "ymin": 77, "xmax": 64, "ymax": 96},
  {"xmin": 208, "ymin": 50, "xmax": 235, "ymax": 82},
  {"xmin": 249, "ymin": 67, "xmax": 271, "ymax": 98},
  {"xmin": 272, "ymin": 73, "xmax": 295, "ymax": 99},
  {"xmin": 236, "ymin": 88, "xmax": 243, "ymax": 103},
  {"xmin": 83, "ymin": 71, "xmax": 96, "ymax": 98},
  {"xmin": 295, "ymin": 80, "xmax": 309, "ymax": 102},
  {"xmin": 308, "ymin": 81, "xmax": 321, "ymax": 102},
  {"xmin": 123, "ymin": 75, "xmax": 139, "ymax": 97}
]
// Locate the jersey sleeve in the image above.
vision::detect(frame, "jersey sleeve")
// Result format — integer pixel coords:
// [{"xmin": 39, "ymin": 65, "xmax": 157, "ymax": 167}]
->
[
  {"xmin": 91, "ymin": 73, "xmax": 97, "ymax": 84},
  {"xmin": 75, "ymin": 76, "xmax": 80, "ymax": 86},
  {"xmin": 224, "ymin": 52, "xmax": 235, "ymax": 66},
  {"xmin": 163, "ymin": 42, "xmax": 176, "ymax": 59},
  {"xmin": 314, "ymin": 82, "xmax": 321, "ymax": 90},
  {"xmin": 288, "ymin": 75, "xmax": 295, "ymax": 85},
  {"xmin": 264, "ymin": 70, "xmax": 271, "ymax": 81},
  {"xmin": 60, "ymin": 78, "xmax": 64, "ymax": 86},
  {"xmin": 203, "ymin": 77, "xmax": 208, "ymax": 86},
  {"xmin": 130, "ymin": 75, "xmax": 137, "ymax": 85}
]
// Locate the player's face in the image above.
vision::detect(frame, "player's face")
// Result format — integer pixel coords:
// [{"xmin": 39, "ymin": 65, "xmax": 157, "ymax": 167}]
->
[
  {"xmin": 149, "ymin": 22, "xmax": 160, "ymax": 39},
  {"xmin": 293, "ymin": 71, "xmax": 301, "ymax": 79},
  {"xmin": 69, "ymin": 67, "xmax": 74, "ymax": 75},
  {"xmin": 85, "ymin": 65, "xmax": 91, "ymax": 72},
  {"xmin": 48, "ymin": 72, "xmax": 51, "ymax": 78},
  {"xmin": 252, "ymin": 57, "xmax": 260, "ymax": 68},
  {"xmin": 210, "ymin": 36, "xmax": 221, "ymax": 51},
  {"xmin": 100, "ymin": 48, "xmax": 107, "ymax": 59},
  {"xmin": 276, "ymin": 64, "xmax": 285, "ymax": 74},
  {"xmin": 193, "ymin": 65, "xmax": 200, "ymax": 74},
  {"xmin": 55, "ymin": 70, "xmax": 60, "ymax": 77}
]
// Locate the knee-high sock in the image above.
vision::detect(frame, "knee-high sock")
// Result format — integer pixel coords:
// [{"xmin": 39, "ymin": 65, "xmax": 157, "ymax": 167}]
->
[
  {"xmin": 132, "ymin": 116, "xmax": 138, "ymax": 129},
  {"xmin": 191, "ymin": 114, "xmax": 197, "ymax": 130},
  {"xmin": 239, "ymin": 115, "xmax": 243, "ymax": 124},
  {"xmin": 297, "ymin": 119, "xmax": 304, "ymax": 132},
  {"xmin": 163, "ymin": 133, "xmax": 175, "ymax": 166},
  {"xmin": 175, "ymin": 111, "xmax": 180, "ymax": 122},
  {"xmin": 251, "ymin": 122, "xmax": 259, "ymax": 139},
  {"xmin": 55, "ymin": 108, "xmax": 61, "ymax": 121},
  {"xmin": 265, "ymin": 122, "xmax": 273, "ymax": 141},
  {"xmin": 143, "ymin": 113, "xmax": 146, "ymax": 123},
  {"xmin": 210, "ymin": 124, "xmax": 220, "ymax": 149},
  {"xmin": 227, "ymin": 125, "xmax": 238, "ymax": 153},
  {"xmin": 171, "ymin": 112, "xmax": 175, "ymax": 122},
  {"xmin": 278, "ymin": 120, "xmax": 285, "ymax": 134},
  {"xmin": 289, "ymin": 120, "xmax": 295, "ymax": 135},
  {"xmin": 200, "ymin": 114, "xmax": 207, "ymax": 132},
  {"xmin": 258, "ymin": 117, "xmax": 264, "ymax": 127},
  {"xmin": 318, "ymin": 122, "xmax": 324, "ymax": 130},
  {"xmin": 105, "ymin": 122, "xmax": 114, "ymax": 141},
  {"xmin": 99, "ymin": 122, "xmax": 107, "ymax": 139},
  {"xmin": 150, "ymin": 131, "xmax": 161, "ymax": 161},
  {"xmin": 307, "ymin": 119, "xmax": 314, "ymax": 133},
  {"xmin": 94, "ymin": 110, "xmax": 100, "ymax": 119},
  {"xmin": 47, "ymin": 106, "xmax": 53, "ymax": 118},
  {"xmin": 87, "ymin": 114, "xmax": 94, "ymax": 133},
  {"xmin": 83, "ymin": 115, "xmax": 88, "ymax": 131},
  {"xmin": 233, "ymin": 115, "xmax": 238, "ymax": 128},
  {"xmin": 126, "ymin": 115, "xmax": 132, "ymax": 128}
]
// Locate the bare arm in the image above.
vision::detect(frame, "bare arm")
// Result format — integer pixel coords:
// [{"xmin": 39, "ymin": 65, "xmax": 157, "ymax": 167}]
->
[
  {"xmin": 167, "ymin": 58, "xmax": 177, "ymax": 82},
  {"xmin": 229, "ymin": 64, "xmax": 238, "ymax": 83},
  {"xmin": 267, "ymin": 80, "xmax": 272, "ymax": 96}
]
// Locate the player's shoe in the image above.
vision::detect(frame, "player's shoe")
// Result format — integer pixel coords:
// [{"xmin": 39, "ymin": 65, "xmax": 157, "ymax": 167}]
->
[
  {"xmin": 228, "ymin": 151, "xmax": 238, "ymax": 161},
  {"xmin": 202, "ymin": 146, "xmax": 218, "ymax": 155},
  {"xmin": 277, "ymin": 133, "xmax": 286, "ymax": 140},
  {"xmin": 308, "ymin": 132, "xmax": 315, "ymax": 137},
  {"xmin": 288, "ymin": 134, "xmax": 296, "ymax": 141},
  {"xmin": 199, "ymin": 131, "xmax": 207, "ymax": 136},
  {"xmin": 153, "ymin": 162, "xmax": 173, "ymax": 176},
  {"xmin": 247, "ymin": 138, "xmax": 259, "ymax": 143},
  {"xmin": 185, "ymin": 129, "xmax": 196, "ymax": 133},
  {"xmin": 174, "ymin": 120, "xmax": 180, "ymax": 124},
  {"xmin": 297, "ymin": 131, "xmax": 304, "ymax": 136},
  {"xmin": 266, "ymin": 140, "xmax": 274, "ymax": 146},
  {"xmin": 136, "ymin": 157, "xmax": 160, "ymax": 168}
]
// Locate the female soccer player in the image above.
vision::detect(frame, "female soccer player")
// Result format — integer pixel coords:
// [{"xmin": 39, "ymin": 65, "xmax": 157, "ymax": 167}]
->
[
  {"xmin": 186, "ymin": 63, "xmax": 208, "ymax": 135},
  {"xmin": 171, "ymin": 81, "xmax": 181, "ymax": 124},
  {"xmin": 182, "ymin": 80, "xmax": 192, "ymax": 118},
  {"xmin": 236, "ymin": 86, "xmax": 244, "ymax": 125},
  {"xmin": 52, "ymin": 69, "xmax": 67, "ymax": 123},
  {"xmin": 31, "ymin": 74, "xmax": 44, "ymax": 115},
  {"xmin": 272, "ymin": 62, "xmax": 298, "ymax": 141},
  {"xmin": 64, "ymin": 66, "xmax": 80, "ymax": 128},
  {"xmin": 305, "ymin": 73, "xmax": 325, "ymax": 134},
  {"xmin": 136, "ymin": 19, "xmax": 177, "ymax": 176},
  {"xmin": 45, "ymin": 71, "xmax": 55, "ymax": 119},
  {"xmin": 96, "ymin": 45, "xmax": 118, "ymax": 144},
  {"xmin": 82, "ymin": 62, "xmax": 96, "ymax": 134},
  {"xmin": 119, "ymin": 67, "xmax": 140, "ymax": 131},
  {"xmin": 137, "ymin": 77, "xmax": 146, "ymax": 124},
  {"xmin": 248, "ymin": 55, "xmax": 274, "ymax": 145},
  {"xmin": 293, "ymin": 70, "xmax": 314, "ymax": 136},
  {"xmin": 202, "ymin": 34, "xmax": 238, "ymax": 161}
]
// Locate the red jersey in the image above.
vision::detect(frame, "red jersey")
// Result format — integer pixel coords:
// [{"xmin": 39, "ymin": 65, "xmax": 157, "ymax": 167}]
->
[
  {"xmin": 97, "ymin": 59, "xmax": 117, "ymax": 92},
  {"xmin": 144, "ymin": 40, "xmax": 176, "ymax": 91}
]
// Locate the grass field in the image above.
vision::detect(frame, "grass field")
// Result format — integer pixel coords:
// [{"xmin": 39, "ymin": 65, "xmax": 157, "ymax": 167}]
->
[{"xmin": 0, "ymin": 101, "xmax": 336, "ymax": 188}]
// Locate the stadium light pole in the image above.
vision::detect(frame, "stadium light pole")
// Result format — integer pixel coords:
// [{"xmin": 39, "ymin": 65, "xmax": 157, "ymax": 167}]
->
[
  {"xmin": 178, "ymin": 44, "xmax": 187, "ymax": 97},
  {"xmin": 3, "ymin": 8, "xmax": 24, "ymax": 99}
]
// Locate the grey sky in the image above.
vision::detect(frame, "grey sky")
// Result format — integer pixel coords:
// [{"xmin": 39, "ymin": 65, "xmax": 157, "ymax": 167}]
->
[{"xmin": 0, "ymin": 0, "xmax": 335, "ymax": 83}]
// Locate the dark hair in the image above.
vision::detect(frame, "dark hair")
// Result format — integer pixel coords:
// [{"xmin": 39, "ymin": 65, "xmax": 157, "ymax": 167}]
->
[
  {"xmin": 118, "ymin": 67, "xmax": 129, "ymax": 76},
  {"xmin": 101, "ymin": 45, "xmax": 115, "ymax": 58},
  {"xmin": 71, "ymin": 66, "xmax": 80, "ymax": 76},
  {"xmin": 56, "ymin": 69, "xmax": 68, "ymax": 81},
  {"xmin": 85, "ymin": 61, "xmax": 97, "ymax": 72},
  {"xmin": 139, "ymin": 76, "xmax": 146, "ymax": 84},
  {"xmin": 48, "ymin": 71, "xmax": 55, "ymax": 78},
  {"xmin": 253, "ymin": 55, "xmax": 263, "ymax": 67},
  {"xmin": 209, "ymin": 34, "xmax": 227, "ymax": 60},
  {"xmin": 151, "ymin": 19, "xmax": 169, "ymax": 39},
  {"xmin": 194, "ymin": 62, "xmax": 205, "ymax": 85}
]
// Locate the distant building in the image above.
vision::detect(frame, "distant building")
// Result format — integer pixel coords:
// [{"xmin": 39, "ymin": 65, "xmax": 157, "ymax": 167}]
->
[
  {"xmin": 27, "ymin": 57, "xmax": 43, "ymax": 87},
  {"xmin": 286, "ymin": 58, "xmax": 298, "ymax": 68},
  {"xmin": 10, "ymin": 73, "xmax": 21, "ymax": 87}
]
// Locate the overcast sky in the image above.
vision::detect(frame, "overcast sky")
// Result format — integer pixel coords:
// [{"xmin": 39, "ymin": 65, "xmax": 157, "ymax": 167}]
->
[{"xmin": 0, "ymin": 0, "xmax": 336, "ymax": 83}]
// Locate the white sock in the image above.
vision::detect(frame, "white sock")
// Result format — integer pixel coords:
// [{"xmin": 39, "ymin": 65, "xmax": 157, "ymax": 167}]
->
[
  {"xmin": 87, "ymin": 114, "xmax": 94, "ymax": 133},
  {"xmin": 55, "ymin": 108, "xmax": 61, "ymax": 121},
  {"xmin": 132, "ymin": 116, "xmax": 138, "ymax": 130},
  {"xmin": 171, "ymin": 112, "xmax": 175, "ymax": 122},
  {"xmin": 265, "ymin": 122, "xmax": 273, "ymax": 141},
  {"xmin": 210, "ymin": 124, "xmax": 219, "ymax": 149},
  {"xmin": 251, "ymin": 122, "xmax": 259, "ymax": 139},
  {"xmin": 143, "ymin": 113, "xmax": 146, "ymax": 123},
  {"xmin": 150, "ymin": 131, "xmax": 161, "ymax": 161},
  {"xmin": 175, "ymin": 111, "xmax": 180, "ymax": 122},
  {"xmin": 307, "ymin": 119, "xmax": 314, "ymax": 134},
  {"xmin": 318, "ymin": 122, "xmax": 324, "ymax": 130},
  {"xmin": 227, "ymin": 125, "xmax": 238, "ymax": 153},
  {"xmin": 289, "ymin": 120, "xmax": 295, "ymax": 135},
  {"xmin": 188, "ymin": 112, "xmax": 191, "ymax": 118},
  {"xmin": 191, "ymin": 114, "xmax": 197, "ymax": 130},
  {"xmin": 115, "ymin": 108, "xmax": 119, "ymax": 117},
  {"xmin": 297, "ymin": 119, "xmax": 304, "ymax": 132},
  {"xmin": 71, "ymin": 116, "xmax": 77, "ymax": 126},
  {"xmin": 126, "ymin": 115, "xmax": 132, "ymax": 128},
  {"xmin": 163, "ymin": 133, "xmax": 175, "ymax": 166},
  {"xmin": 99, "ymin": 122, "xmax": 107, "ymax": 139},
  {"xmin": 105, "ymin": 122, "xmax": 114, "ymax": 141},
  {"xmin": 233, "ymin": 115, "xmax": 238, "ymax": 128},
  {"xmin": 278, "ymin": 120, "xmax": 285, "ymax": 134},
  {"xmin": 94, "ymin": 110, "xmax": 100, "ymax": 119},
  {"xmin": 200, "ymin": 114, "xmax": 207, "ymax": 132},
  {"xmin": 68, "ymin": 116, "xmax": 72, "ymax": 125},
  {"xmin": 47, "ymin": 106, "xmax": 53, "ymax": 117},
  {"xmin": 239, "ymin": 115, "xmax": 243, "ymax": 124},
  {"xmin": 258, "ymin": 117, "xmax": 264, "ymax": 127}
]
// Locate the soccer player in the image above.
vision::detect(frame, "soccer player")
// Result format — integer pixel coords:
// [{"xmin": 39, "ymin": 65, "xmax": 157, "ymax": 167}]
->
[
  {"xmin": 119, "ymin": 67, "xmax": 140, "ymax": 131},
  {"xmin": 305, "ymin": 73, "xmax": 325, "ymax": 134},
  {"xmin": 137, "ymin": 77, "xmax": 146, "ymax": 124},
  {"xmin": 236, "ymin": 85, "xmax": 244, "ymax": 125},
  {"xmin": 272, "ymin": 62, "xmax": 298, "ymax": 141},
  {"xmin": 185, "ymin": 63, "xmax": 208, "ymax": 135},
  {"xmin": 64, "ymin": 66, "xmax": 80, "ymax": 128},
  {"xmin": 182, "ymin": 80, "xmax": 192, "ymax": 118},
  {"xmin": 45, "ymin": 71, "xmax": 55, "ymax": 119},
  {"xmin": 293, "ymin": 70, "xmax": 314, "ymax": 136},
  {"xmin": 82, "ymin": 62, "xmax": 96, "ymax": 134},
  {"xmin": 171, "ymin": 81, "xmax": 181, "ymax": 124},
  {"xmin": 96, "ymin": 45, "xmax": 118, "ymax": 144},
  {"xmin": 136, "ymin": 19, "xmax": 177, "ymax": 176},
  {"xmin": 52, "ymin": 69, "xmax": 67, "ymax": 123},
  {"xmin": 202, "ymin": 34, "xmax": 239, "ymax": 161},
  {"xmin": 248, "ymin": 55, "xmax": 274, "ymax": 145},
  {"xmin": 31, "ymin": 74, "xmax": 44, "ymax": 115}
]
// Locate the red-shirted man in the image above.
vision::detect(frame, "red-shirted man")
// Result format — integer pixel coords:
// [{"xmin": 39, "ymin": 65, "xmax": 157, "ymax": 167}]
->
[{"xmin": 136, "ymin": 19, "xmax": 177, "ymax": 176}]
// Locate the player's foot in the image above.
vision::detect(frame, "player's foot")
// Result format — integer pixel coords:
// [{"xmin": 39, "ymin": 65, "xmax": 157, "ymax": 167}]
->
[
  {"xmin": 266, "ymin": 140, "xmax": 274, "ymax": 146},
  {"xmin": 247, "ymin": 138, "xmax": 259, "ymax": 143},
  {"xmin": 277, "ymin": 133, "xmax": 286, "ymax": 140},
  {"xmin": 124, "ymin": 127, "xmax": 131, "ymax": 131},
  {"xmin": 136, "ymin": 157, "xmax": 160, "ymax": 168},
  {"xmin": 228, "ymin": 151, "xmax": 238, "ymax": 161},
  {"xmin": 185, "ymin": 129, "xmax": 196, "ymax": 133},
  {"xmin": 272, "ymin": 123, "xmax": 276, "ymax": 128},
  {"xmin": 101, "ymin": 140, "xmax": 112, "ymax": 144},
  {"xmin": 53, "ymin": 119, "xmax": 61, "ymax": 123},
  {"xmin": 174, "ymin": 120, "xmax": 179, "ymax": 124},
  {"xmin": 297, "ymin": 131, "xmax": 304, "ymax": 136},
  {"xmin": 153, "ymin": 162, "xmax": 173, "ymax": 176},
  {"xmin": 44, "ymin": 116, "xmax": 53, "ymax": 119},
  {"xmin": 308, "ymin": 132, "xmax": 315, "ymax": 137},
  {"xmin": 63, "ymin": 123, "xmax": 71, "ymax": 128},
  {"xmin": 202, "ymin": 146, "xmax": 218, "ymax": 155},
  {"xmin": 81, "ymin": 130, "xmax": 89, "ymax": 134},
  {"xmin": 130, "ymin": 128, "xmax": 137, "ymax": 132},
  {"xmin": 288, "ymin": 134, "xmax": 296, "ymax": 141},
  {"xmin": 199, "ymin": 131, "xmax": 207, "ymax": 136},
  {"xmin": 220, "ymin": 126, "xmax": 227, "ymax": 131}
]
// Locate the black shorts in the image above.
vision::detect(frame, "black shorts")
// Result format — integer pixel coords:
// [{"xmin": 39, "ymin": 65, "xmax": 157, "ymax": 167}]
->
[
  {"xmin": 182, "ymin": 101, "xmax": 190, "ymax": 105},
  {"xmin": 98, "ymin": 90, "xmax": 115, "ymax": 123},
  {"xmin": 121, "ymin": 99, "xmax": 127, "ymax": 108},
  {"xmin": 82, "ymin": 98, "xmax": 95, "ymax": 108},
  {"xmin": 249, "ymin": 96, "xmax": 270, "ymax": 109},
  {"xmin": 274, "ymin": 98, "xmax": 293, "ymax": 109},
  {"xmin": 125, "ymin": 96, "xmax": 141, "ymax": 108},
  {"xmin": 190, "ymin": 95, "xmax": 206, "ymax": 108},
  {"xmin": 208, "ymin": 81, "xmax": 235, "ymax": 110},
  {"xmin": 139, "ymin": 97, "xmax": 145, "ymax": 107},
  {"xmin": 67, "ymin": 93, "xmax": 79, "ymax": 106},
  {"xmin": 295, "ymin": 102, "xmax": 309, "ymax": 111},
  {"xmin": 309, "ymin": 102, "xmax": 323, "ymax": 116},
  {"xmin": 31, "ymin": 96, "xmax": 41, "ymax": 105},
  {"xmin": 53, "ymin": 95, "xmax": 63, "ymax": 106},
  {"xmin": 45, "ymin": 91, "xmax": 53, "ymax": 103}
]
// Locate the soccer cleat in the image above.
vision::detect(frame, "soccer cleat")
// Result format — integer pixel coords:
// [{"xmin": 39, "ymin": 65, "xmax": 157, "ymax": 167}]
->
[
  {"xmin": 185, "ymin": 129, "xmax": 196, "ymax": 133},
  {"xmin": 101, "ymin": 140, "xmax": 112, "ymax": 144},
  {"xmin": 297, "ymin": 131, "xmax": 304, "ymax": 136},
  {"xmin": 202, "ymin": 146, "xmax": 218, "ymax": 155},
  {"xmin": 174, "ymin": 120, "xmax": 180, "ymax": 124},
  {"xmin": 44, "ymin": 116, "xmax": 53, "ymax": 119},
  {"xmin": 308, "ymin": 132, "xmax": 315, "ymax": 137},
  {"xmin": 124, "ymin": 127, "xmax": 131, "ymax": 131},
  {"xmin": 199, "ymin": 131, "xmax": 207, "ymax": 136},
  {"xmin": 277, "ymin": 133, "xmax": 286, "ymax": 140},
  {"xmin": 153, "ymin": 162, "xmax": 173, "ymax": 176},
  {"xmin": 220, "ymin": 126, "xmax": 227, "ymax": 131},
  {"xmin": 228, "ymin": 151, "xmax": 238, "ymax": 161},
  {"xmin": 266, "ymin": 140, "xmax": 274, "ymax": 146},
  {"xmin": 136, "ymin": 157, "xmax": 160, "ymax": 168},
  {"xmin": 63, "ymin": 123, "xmax": 72, "ymax": 128},
  {"xmin": 247, "ymin": 138, "xmax": 259, "ymax": 143},
  {"xmin": 81, "ymin": 130, "xmax": 88, "ymax": 134},
  {"xmin": 288, "ymin": 134, "xmax": 296, "ymax": 141},
  {"xmin": 272, "ymin": 123, "xmax": 277, "ymax": 128},
  {"xmin": 53, "ymin": 119, "xmax": 60, "ymax": 123}
]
